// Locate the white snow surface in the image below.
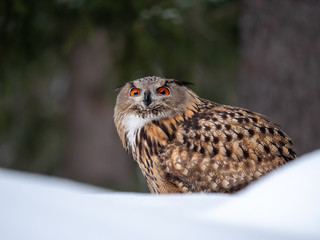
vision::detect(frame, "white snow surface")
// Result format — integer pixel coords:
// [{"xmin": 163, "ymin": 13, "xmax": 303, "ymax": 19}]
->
[{"xmin": 1, "ymin": 150, "xmax": 320, "ymax": 240}]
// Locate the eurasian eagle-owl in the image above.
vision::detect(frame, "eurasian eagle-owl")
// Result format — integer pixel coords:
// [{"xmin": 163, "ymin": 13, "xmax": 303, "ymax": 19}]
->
[{"xmin": 114, "ymin": 76, "xmax": 296, "ymax": 193}]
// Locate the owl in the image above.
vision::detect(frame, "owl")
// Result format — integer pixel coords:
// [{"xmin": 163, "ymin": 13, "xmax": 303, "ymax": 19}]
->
[{"xmin": 114, "ymin": 76, "xmax": 296, "ymax": 194}]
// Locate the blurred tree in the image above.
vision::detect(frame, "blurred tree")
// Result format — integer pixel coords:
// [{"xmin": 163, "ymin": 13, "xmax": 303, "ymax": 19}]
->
[
  {"xmin": 0, "ymin": 0, "xmax": 239, "ymax": 191},
  {"xmin": 237, "ymin": 0, "xmax": 320, "ymax": 155},
  {"xmin": 61, "ymin": 30, "xmax": 132, "ymax": 188}
]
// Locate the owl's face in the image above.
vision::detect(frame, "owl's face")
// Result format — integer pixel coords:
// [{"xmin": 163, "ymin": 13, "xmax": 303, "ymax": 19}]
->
[{"xmin": 115, "ymin": 76, "xmax": 194, "ymax": 121}]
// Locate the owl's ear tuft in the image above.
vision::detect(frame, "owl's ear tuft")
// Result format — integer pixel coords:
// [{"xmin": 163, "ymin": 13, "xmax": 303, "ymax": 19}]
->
[
  {"xmin": 114, "ymin": 84, "xmax": 125, "ymax": 92},
  {"xmin": 173, "ymin": 80, "xmax": 193, "ymax": 87}
]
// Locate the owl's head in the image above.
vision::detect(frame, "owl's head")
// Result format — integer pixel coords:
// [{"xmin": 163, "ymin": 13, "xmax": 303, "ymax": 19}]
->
[{"xmin": 114, "ymin": 76, "xmax": 196, "ymax": 121}]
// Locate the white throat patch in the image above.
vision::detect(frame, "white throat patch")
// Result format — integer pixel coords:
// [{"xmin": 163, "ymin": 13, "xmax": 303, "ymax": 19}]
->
[{"xmin": 123, "ymin": 114, "xmax": 162, "ymax": 151}]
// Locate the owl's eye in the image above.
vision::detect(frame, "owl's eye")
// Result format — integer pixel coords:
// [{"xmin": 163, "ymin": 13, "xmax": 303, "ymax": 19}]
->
[
  {"xmin": 157, "ymin": 87, "xmax": 170, "ymax": 95},
  {"xmin": 130, "ymin": 88, "xmax": 141, "ymax": 96}
]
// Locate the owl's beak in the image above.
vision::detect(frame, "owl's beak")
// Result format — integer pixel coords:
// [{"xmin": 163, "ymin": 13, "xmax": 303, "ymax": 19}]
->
[{"xmin": 144, "ymin": 91, "xmax": 152, "ymax": 107}]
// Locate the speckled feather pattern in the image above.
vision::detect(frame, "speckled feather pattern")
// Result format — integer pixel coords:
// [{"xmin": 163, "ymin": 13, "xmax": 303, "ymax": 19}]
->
[{"xmin": 114, "ymin": 77, "xmax": 296, "ymax": 194}]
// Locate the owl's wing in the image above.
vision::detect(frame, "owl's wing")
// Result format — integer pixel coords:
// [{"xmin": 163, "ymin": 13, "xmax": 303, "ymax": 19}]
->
[{"xmin": 158, "ymin": 106, "xmax": 296, "ymax": 193}]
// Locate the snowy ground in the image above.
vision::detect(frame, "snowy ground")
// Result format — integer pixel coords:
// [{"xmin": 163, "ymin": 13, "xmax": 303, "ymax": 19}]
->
[{"xmin": 0, "ymin": 151, "xmax": 320, "ymax": 240}]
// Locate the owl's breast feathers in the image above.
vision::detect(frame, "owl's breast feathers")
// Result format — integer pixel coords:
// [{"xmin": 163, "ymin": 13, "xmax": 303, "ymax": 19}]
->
[{"xmin": 124, "ymin": 98, "xmax": 296, "ymax": 194}]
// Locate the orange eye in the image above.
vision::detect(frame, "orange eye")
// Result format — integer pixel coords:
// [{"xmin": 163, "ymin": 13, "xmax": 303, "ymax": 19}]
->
[
  {"xmin": 130, "ymin": 88, "xmax": 141, "ymax": 96},
  {"xmin": 157, "ymin": 87, "xmax": 170, "ymax": 95}
]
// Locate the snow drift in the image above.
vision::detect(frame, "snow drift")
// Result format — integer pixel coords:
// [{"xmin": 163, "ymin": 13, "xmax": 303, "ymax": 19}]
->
[{"xmin": 0, "ymin": 150, "xmax": 319, "ymax": 240}]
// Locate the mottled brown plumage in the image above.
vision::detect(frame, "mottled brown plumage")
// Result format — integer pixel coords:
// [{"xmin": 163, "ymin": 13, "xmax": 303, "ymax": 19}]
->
[{"xmin": 114, "ymin": 76, "xmax": 296, "ymax": 194}]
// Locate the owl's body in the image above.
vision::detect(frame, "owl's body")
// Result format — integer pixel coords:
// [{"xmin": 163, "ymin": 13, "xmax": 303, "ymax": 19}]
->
[{"xmin": 114, "ymin": 76, "xmax": 296, "ymax": 193}]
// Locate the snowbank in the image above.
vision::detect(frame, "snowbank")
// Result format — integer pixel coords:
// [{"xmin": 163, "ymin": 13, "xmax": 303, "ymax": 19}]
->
[{"xmin": 0, "ymin": 150, "xmax": 319, "ymax": 240}]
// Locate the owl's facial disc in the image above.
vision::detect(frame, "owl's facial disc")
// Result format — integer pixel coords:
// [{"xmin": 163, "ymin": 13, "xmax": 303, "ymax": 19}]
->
[
  {"xmin": 115, "ymin": 77, "xmax": 192, "ymax": 124},
  {"xmin": 127, "ymin": 87, "xmax": 173, "ymax": 119}
]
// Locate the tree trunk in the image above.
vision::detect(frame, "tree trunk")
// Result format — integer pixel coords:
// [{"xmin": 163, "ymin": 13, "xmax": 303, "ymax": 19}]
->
[
  {"xmin": 62, "ymin": 29, "xmax": 135, "ymax": 190},
  {"xmin": 237, "ymin": 0, "xmax": 320, "ymax": 155}
]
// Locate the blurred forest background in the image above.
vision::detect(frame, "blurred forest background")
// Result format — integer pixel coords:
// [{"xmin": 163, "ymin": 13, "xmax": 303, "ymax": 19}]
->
[{"xmin": 0, "ymin": 0, "xmax": 319, "ymax": 191}]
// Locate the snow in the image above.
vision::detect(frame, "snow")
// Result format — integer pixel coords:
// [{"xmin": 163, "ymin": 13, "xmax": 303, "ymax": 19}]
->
[{"xmin": 0, "ymin": 150, "xmax": 320, "ymax": 240}]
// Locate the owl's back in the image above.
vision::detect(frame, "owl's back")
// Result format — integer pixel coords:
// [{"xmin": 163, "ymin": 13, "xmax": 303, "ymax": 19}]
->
[{"xmin": 157, "ymin": 99, "xmax": 296, "ymax": 193}]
